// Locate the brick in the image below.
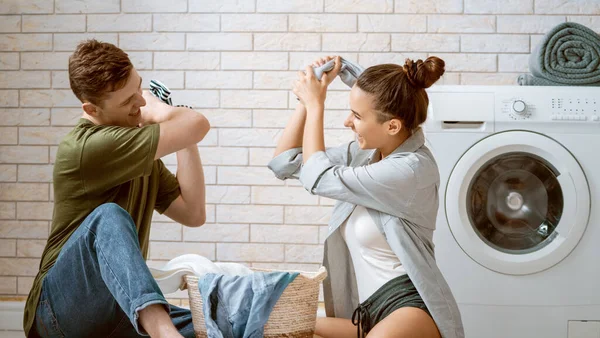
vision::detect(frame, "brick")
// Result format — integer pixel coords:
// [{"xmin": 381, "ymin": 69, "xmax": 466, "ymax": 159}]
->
[
  {"xmin": 56, "ymin": 0, "xmax": 119, "ymax": 13},
  {"xmin": 290, "ymin": 14, "xmax": 356, "ymax": 32},
  {"xmin": 319, "ymin": 225, "xmax": 329, "ymax": 243},
  {"xmin": 149, "ymin": 222, "xmax": 181, "ymax": 241},
  {"xmin": 20, "ymin": 89, "xmax": 80, "ymax": 107},
  {"xmin": 120, "ymin": 33, "xmax": 185, "ymax": 51},
  {"xmin": 0, "ymin": 90, "xmax": 17, "ymax": 107},
  {"xmin": 199, "ymin": 129, "xmax": 218, "ymax": 146},
  {"xmin": 222, "ymin": 14, "xmax": 287, "ymax": 32},
  {"xmin": 16, "ymin": 239, "xmax": 45, "ymax": 257},
  {"xmin": 0, "ymin": 16, "xmax": 20, "ymax": 33},
  {"xmin": 53, "ymin": 33, "xmax": 118, "ymax": 51},
  {"xmin": 0, "ymin": 202, "xmax": 15, "ymax": 219},
  {"xmin": 196, "ymin": 147, "xmax": 248, "ymax": 166},
  {"xmin": 252, "ymin": 262, "xmax": 320, "ymax": 271},
  {"xmin": 19, "ymin": 127, "xmax": 71, "ymax": 145},
  {"xmin": 323, "ymin": 91, "xmax": 351, "ymax": 109},
  {"xmin": 325, "ymin": 0, "xmax": 393, "ymax": 13},
  {"xmin": 219, "ymin": 128, "xmax": 280, "ymax": 147},
  {"xmin": 200, "ymin": 109, "xmax": 251, "ymax": 127},
  {"xmin": 323, "ymin": 33, "xmax": 390, "ymax": 51},
  {"xmin": 252, "ymin": 109, "xmax": 293, "ymax": 128},
  {"xmin": 154, "ymin": 14, "xmax": 219, "ymax": 32},
  {"xmin": 183, "ymin": 223, "xmax": 249, "ymax": 242},
  {"xmin": 87, "ymin": 14, "xmax": 151, "ymax": 32},
  {"xmin": 186, "ymin": 70, "xmax": 253, "ymax": 90},
  {"xmin": 0, "ymin": 53, "xmax": 19, "ymax": 70},
  {"xmin": 149, "ymin": 242, "xmax": 215, "ymax": 260},
  {"xmin": 154, "ymin": 52, "xmax": 219, "ymax": 70},
  {"xmin": 0, "ymin": 34, "xmax": 52, "ymax": 51},
  {"xmin": 220, "ymin": 90, "xmax": 287, "ymax": 109},
  {"xmin": 217, "ymin": 243, "xmax": 283, "ymax": 262},
  {"xmin": 0, "ymin": 127, "xmax": 16, "ymax": 144},
  {"xmin": 252, "ymin": 186, "xmax": 318, "ymax": 205},
  {"xmin": 21, "ymin": 53, "xmax": 69, "ymax": 70},
  {"xmin": 497, "ymin": 15, "xmax": 566, "ymax": 34},
  {"xmin": 187, "ymin": 33, "xmax": 252, "ymax": 51},
  {"xmin": 285, "ymin": 206, "xmax": 332, "ymax": 225},
  {"xmin": 0, "ymin": 0, "xmax": 53, "ymax": 14},
  {"xmin": 206, "ymin": 185, "xmax": 250, "ymax": 204},
  {"xmin": 0, "ymin": 239, "xmax": 16, "ymax": 256},
  {"xmin": 325, "ymin": 129, "xmax": 354, "ymax": 147},
  {"xmin": 428, "ymin": 15, "xmax": 495, "ymax": 33},
  {"xmin": 0, "ymin": 146, "xmax": 47, "ymax": 163},
  {"xmin": 285, "ymin": 244, "xmax": 324, "ymax": 263},
  {"xmin": 251, "ymin": 224, "xmax": 318, "ymax": 244},
  {"xmin": 168, "ymin": 90, "xmax": 219, "ymax": 108},
  {"xmin": 17, "ymin": 201, "xmax": 53, "ymax": 220},
  {"xmin": 530, "ymin": 35, "xmax": 544, "ymax": 52},
  {"xmin": 433, "ymin": 53, "xmax": 497, "ymax": 72},
  {"xmin": 257, "ymin": 0, "xmax": 323, "ymax": 12},
  {"xmin": 138, "ymin": 71, "xmax": 184, "ymax": 89},
  {"xmin": 0, "ymin": 165, "xmax": 16, "ymax": 182},
  {"xmin": 249, "ymin": 148, "xmax": 275, "ymax": 166},
  {"xmin": 392, "ymin": 33, "xmax": 460, "ymax": 52},
  {"xmin": 202, "ymin": 166, "xmax": 216, "ymax": 185},
  {"xmin": 0, "ymin": 257, "xmax": 40, "ymax": 275},
  {"xmin": 359, "ymin": 15, "xmax": 426, "ymax": 32},
  {"xmin": 535, "ymin": 0, "xmax": 600, "ymax": 14},
  {"xmin": 0, "ymin": 108, "xmax": 50, "ymax": 126},
  {"xmin": 358, "ymin": 52, "xmax": 428, "ymax": 67},
  {"xmin": 289, "ymin": 52, "xmax": 358, "ymax": 70},
  {"xmin": 23, "ymin": 15, "xmax": 85, "ymax": 32},
  {"xmin": 18, "ymin": 276, "xmax": 34, "ymax": 295},
  {"xmin": 50, "ymin": 71, "xmax": 68, "ymax": 88},
  {"xmin": 395, "ymin": 0, "xmax": 462, "ymax": 13},
  {"xmin": 254, "ymin": 33, "xmax": 321, "ymax": 51},
  {"xmin": 217, "ymin": 205, "xmax": 283, "ymax": 224},
  {"xmin": 123, "ymin": 0, "xmax": 187, "ymax": 13},
  {"xmin": 222, "ymin": 52, "xmax": 287, "ymax": 70},
  {"xmin": 568, "ymin": 16, "xmax": 600, "ymax": 32},
  {"xmin": 17, "ymin": 165, "xmax": 52, "ymax": 182},
  {"xmin": 127, "ymin": 52, "xmax": 153, "ymax": 70},
  {"xmin": 499, "ymin": 54, "xmax": 530, "ymax": 72},
  {"xmin": 49, "ymin": 146, "xmax": 57, "ymax": 163},
  {"xmin": 189, "ymin": 0, "xmax": 255, "ymax": 12},
  {"xmin": 461, "ymin": 34, "xmax": 529, "ymax": 53},
  {"xmin": 460, "ymin": 73, "xmax": 519, "ymax": 85},
  {"xmin": 50, "ymin": 108, "xmax": 80, "ymax": 126},
  {"xmin": 465, "ymin": 0, "xmax": 533, "ymax": 13},
  {"xmin": 218, "ymin": 166, "xmax": 283, "ymax": 186},
  {"xmin": 436, "ymin": 72, "xmax": 460, "ymax": 85},
  {"xmin": 0, "ymin": 183, "xmax": 48, "ymax": 201},
  {"xmin": 323, "ymin": 110, "xmax": 351, "ymax": 129},
  {"xmin": 0, "ymin": 276, "xmax": 16, "ymax": 294}
]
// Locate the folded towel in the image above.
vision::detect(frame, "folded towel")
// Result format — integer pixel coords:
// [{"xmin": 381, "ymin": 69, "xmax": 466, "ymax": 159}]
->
[
  {"xmin": 517, "ymin": 73, "xmax": 600, "ymax": 86},
  {"xmin": 313, "ymin": 57, "xmax": 365, "ymax": 88},
  {"xmin": 519, "ymin": 22, "xmax": 600, "ymax": 86},
  {"xmin": 149, "ymin": 254, "xmax": 253, "ymax": 294}
]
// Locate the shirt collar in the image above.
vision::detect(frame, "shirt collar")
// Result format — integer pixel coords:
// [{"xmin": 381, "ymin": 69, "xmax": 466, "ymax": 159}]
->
[{"xmin": 368, "ymin": 127, "xmax": 425, "ymax": 163}]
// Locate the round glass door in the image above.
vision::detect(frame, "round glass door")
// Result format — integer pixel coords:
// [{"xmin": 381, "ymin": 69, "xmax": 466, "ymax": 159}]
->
[{"xmin": 445, "ymin": 131, "xmax": 589, "ymax": 275}]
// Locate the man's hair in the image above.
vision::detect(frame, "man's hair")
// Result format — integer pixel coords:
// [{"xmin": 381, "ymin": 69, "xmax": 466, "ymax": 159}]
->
[{"xmin": 68, "ymin": 39, "xmax": 133, "ymax": 106}]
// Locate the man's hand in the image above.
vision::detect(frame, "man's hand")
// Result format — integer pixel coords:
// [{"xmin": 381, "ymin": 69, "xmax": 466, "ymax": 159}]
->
[{"xmin": 139, "ymin": 90, "xmax": 173, "ymax": 127}]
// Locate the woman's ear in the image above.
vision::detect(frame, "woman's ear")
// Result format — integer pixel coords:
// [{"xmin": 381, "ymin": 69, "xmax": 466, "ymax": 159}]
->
[
  {"xmin": 387, "ymin": 118, "xmax": 403, "ymax": 136},
  {"xmin": 82, "ymin": 102, "xmax": 99, "ymax": 117}
]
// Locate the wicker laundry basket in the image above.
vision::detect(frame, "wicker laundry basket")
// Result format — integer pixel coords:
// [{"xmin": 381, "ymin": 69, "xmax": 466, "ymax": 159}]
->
[{"xmin": 184, "ymin": 266, "xmax": 327, "ymax": 338}]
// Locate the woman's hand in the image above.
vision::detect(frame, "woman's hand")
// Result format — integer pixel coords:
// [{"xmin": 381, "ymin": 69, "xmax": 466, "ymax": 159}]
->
[{"xmin": 293, "ymin": 55, "xmax": 341, "ymax": 110}]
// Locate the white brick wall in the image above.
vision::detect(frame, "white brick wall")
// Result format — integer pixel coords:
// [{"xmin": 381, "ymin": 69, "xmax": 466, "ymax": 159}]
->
[{"xmin": 0, "ymin": 0, "xmax": 598, "ymax": 313}]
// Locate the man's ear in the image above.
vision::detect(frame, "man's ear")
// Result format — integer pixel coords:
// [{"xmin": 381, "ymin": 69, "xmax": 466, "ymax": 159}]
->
[
  {"xmin": 387, "ymin": 118, "xmax": 403, "ymax": 136},
  {"xmin": 82, "ymin": 102, "xmax": 99, "ymax": 117}
]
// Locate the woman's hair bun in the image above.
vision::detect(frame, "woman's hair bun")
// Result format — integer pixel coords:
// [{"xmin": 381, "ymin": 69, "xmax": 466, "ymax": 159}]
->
[{"xmin": 402, "ymin": 56, "xmax": 445, "ymax": 89}]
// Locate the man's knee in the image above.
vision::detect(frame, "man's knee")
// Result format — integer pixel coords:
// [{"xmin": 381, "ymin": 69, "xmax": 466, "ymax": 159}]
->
[{"xmin": 89, "ymin": 203, "xmax": 136, "ymax": 234}]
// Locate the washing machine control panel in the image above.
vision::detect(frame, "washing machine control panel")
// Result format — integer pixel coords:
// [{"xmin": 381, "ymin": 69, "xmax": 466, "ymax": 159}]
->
[{"xmin": 499, "ymin": 95, "xmax": 600, "ymax": 122}]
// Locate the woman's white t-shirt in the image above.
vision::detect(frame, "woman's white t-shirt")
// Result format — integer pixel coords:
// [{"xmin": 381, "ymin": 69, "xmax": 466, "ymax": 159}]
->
[{"xmin": 341, "ymin": 205, "xmax": 407, "ymax": 303}]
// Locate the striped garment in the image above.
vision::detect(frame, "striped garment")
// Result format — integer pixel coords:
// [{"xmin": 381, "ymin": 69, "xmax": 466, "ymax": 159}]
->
[{"xmin": 149, "ymin": 79, "xmax": 193, "ymax": 109}]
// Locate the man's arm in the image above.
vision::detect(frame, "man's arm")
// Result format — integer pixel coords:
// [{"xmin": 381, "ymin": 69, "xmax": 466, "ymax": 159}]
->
[{"xmin": 163, "ymin": 145, "xmax": 206, "ymax": 227}]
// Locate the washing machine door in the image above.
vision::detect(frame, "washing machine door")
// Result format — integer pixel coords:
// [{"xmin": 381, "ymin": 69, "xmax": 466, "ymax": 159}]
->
[{"xmin": 445, "ymin": 130, "xmax": 590, "ymax": 275}]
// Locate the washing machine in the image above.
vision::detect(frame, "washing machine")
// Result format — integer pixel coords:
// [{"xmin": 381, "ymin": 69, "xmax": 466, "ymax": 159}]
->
[{"xmin": 424, "ymin": 86, "xmax": 600, "ymax": 338}]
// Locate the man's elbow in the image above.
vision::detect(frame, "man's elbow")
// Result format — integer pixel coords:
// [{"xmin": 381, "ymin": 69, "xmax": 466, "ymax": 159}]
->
[
  {"xmin": 192, "ymin": 113, "xmax": 210, "ymax": 144},
  {"xmin": 184, "ymin": 210, "xmax": 206, "ymax": 228}
]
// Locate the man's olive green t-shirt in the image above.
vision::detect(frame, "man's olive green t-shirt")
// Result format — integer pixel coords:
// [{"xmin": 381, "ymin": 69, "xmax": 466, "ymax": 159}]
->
[{"xmin": 23, "ymin": 118, "xmax": 181, "ymax": 335}]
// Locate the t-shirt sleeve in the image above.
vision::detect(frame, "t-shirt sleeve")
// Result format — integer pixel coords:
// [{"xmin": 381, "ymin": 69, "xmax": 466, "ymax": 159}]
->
[
  {"xmin": 81, "ymin": 124, "xmax": 159, "ymax": 194},
  {"xmin": 154, "ymin": 160, "xmax": 181, "ymax": 214}
]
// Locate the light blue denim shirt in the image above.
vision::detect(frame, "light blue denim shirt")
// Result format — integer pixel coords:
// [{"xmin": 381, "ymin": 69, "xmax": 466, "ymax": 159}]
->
[{"xmin": 268, "ymin": 128, "xmax": 464, "ymax": 338}]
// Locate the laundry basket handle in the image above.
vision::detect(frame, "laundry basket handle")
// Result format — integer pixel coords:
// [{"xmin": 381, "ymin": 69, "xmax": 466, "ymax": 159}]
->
[{"xmin": 312, "ymin": 266, "xmax": 328, "ymax": 282}]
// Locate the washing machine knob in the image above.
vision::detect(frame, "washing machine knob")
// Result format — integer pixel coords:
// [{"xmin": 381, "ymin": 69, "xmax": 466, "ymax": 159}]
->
[{"xmin": 512, "ymin": 100, "xmax": 527, "ymax": 115}]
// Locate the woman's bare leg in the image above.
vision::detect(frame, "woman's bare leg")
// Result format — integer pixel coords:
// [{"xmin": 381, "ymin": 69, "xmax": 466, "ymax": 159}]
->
[
  {"xmin": 314, "ymin": 317, "xmax": 357, "ymax": 338},
  {"xmin": 366, "ymin": 307, "xmax": 441, "ymax": 338}
]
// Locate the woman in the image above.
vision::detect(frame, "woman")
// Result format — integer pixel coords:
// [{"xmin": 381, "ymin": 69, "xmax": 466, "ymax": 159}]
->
[{"xmin": 268, "ymin": 55, "xmax": 464, "ymax": 338}]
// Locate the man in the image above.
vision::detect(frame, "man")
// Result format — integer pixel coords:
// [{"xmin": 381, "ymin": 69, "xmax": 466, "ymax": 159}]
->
[{"xmin": 23, "ymin": 39, "xmax": 210, "ymax": 338}]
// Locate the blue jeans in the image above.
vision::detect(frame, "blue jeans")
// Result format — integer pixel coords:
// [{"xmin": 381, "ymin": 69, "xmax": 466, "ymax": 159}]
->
[{"xmin": 30, "ymin": 203, "xmax": 195, "ymax": 338}]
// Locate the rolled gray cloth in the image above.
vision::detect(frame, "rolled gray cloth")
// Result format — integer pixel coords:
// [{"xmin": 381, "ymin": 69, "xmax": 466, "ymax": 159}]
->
[
  {"xmin": 313, "ymin": 57, "xmax": 365, "ymax": 88},
  {"xmin": 519, "ymin": 22, "xmax": 600, "ymax": 86}
]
